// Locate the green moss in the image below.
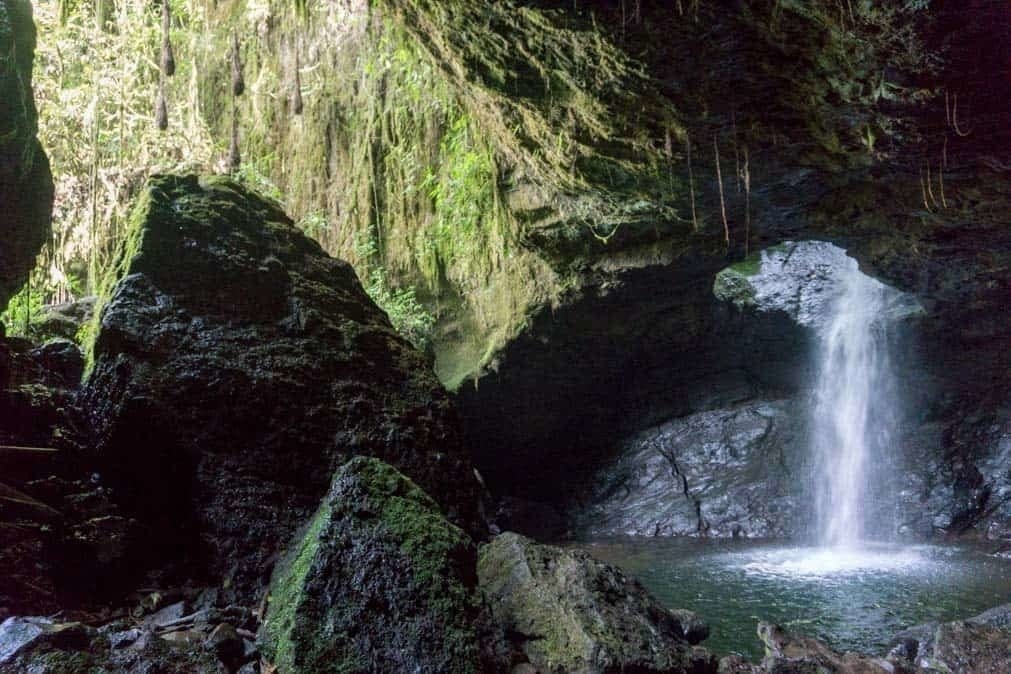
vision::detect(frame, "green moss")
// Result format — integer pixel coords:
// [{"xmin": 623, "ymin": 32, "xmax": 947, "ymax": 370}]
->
[
  {"xmin": 261, "ymin": 501, "xmax": 329, "ymax": 672},
  {"xmin": 350, "ymin": 457, "xmax": 472, "ymax": 599},
  {"xmin": 727, "ymin": 254, "xmax": 762, "ymax": 277},
  {"xmin": 79, "ymin": 182, "xmax": 155, "ymax": 376}
]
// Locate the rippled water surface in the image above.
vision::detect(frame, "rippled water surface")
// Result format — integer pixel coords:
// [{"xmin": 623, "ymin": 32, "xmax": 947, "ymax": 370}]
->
[{"xmin": 572, "ymin": 538, "xmax": 1011, "ymax": 659}]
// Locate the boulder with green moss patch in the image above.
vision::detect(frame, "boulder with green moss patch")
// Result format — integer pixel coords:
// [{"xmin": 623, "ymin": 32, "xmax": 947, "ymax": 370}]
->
[
  {"xmin": 80, "ymin": 175, "xmax": 482, "ymax": 602},
  {"xmin": 261, "ymin": 456, "xmax": 484, "ymax": 674},
  {"xmin": 478, "ymin": 532, "xmax": 715, "ymax": 674}
]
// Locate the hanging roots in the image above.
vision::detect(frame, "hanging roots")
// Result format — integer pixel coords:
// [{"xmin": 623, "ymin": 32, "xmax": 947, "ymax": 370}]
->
[
  {"xmin": 229, "ymin": 112, "xmax": 241, "ymax": 171},
  {"xmin": 231, "ymin": 32, "xmax": 245, "ymax": 97},
  {"xmin": 161, "ymin": 0, "xmax": 175, "ymax": 76},
  {"xmin": 714, "ymin": 133, "xmax": 729, "ymax": 248},
  {"xmin": 155, "ymin": 83, "xmax": 168, "ymax": 131},
  {"xmin": 686, "ymin": 135, "xmax": 698, "ymax": 232},
  {"xmin": 161, "ymin": 38, "xmax": 175, "ymax": 77},
  {"xmin": 291, "ymin": 48, "xmax": 304, "ymax": 115}
]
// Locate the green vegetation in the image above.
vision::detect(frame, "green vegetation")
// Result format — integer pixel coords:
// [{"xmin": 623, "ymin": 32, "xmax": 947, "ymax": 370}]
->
[
  {"xmin": 23, "ymin": 0, "xmax": 690, "ymax": 384},
  {"xmin": 233, "ymin": 153, "xmax": 284, "ymax": 204},
  {"xmin": 357, "ymin": 457, "xmax": 476, "ymax": 620},
  {"xmin": 21, "ymin": 0, "xmax": 936, "ymax": 386},
  {"xmin": 726, "ymin": 254, "xmax": 763, "ymax": 278},
  {"xmin": 0, "ymin": 282, "xmax": 46, "ymax": 337},
  {"xmin": 78, "ymin": 181, "xmax": 156, "ymax": 373},
  {"xmin": 31, "ymin": 0, "xmax": 214, "ymax": 308},
  {"xmin": 187, "ymin": 0, "xmax": 688, "ymax": 385},
  {"xmin": 356, "ymin": 235, "xmax": 435, "ymax": 352}
]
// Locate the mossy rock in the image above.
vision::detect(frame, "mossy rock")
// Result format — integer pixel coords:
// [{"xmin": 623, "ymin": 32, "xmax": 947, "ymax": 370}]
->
[
  {"xmin": 478, "ymin": 532, "xmax": 710, "ymax": 674},
  {"xmin": 261, "ymin": 456, "xmax": 483, "ymax": 674}
]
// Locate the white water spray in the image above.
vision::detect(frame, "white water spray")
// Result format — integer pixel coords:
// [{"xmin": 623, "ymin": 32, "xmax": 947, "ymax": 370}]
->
[{"xmin": 812, "ymin": 259, "xmax": 895, "ymax": 549}]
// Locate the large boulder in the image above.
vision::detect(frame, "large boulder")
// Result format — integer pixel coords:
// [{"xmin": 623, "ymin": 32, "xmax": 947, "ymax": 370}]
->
[
  {"xmin": 261, "ymin": 456, "xmax": 484, "ymax": 674},
  {"xmin": 80, "ymin": 175, "xmax": 482, "ymax": 600},
  {"xmin": 579, "ymin": 400, "xmax": 801, "ymax": 539},
  {"xmin": 0, "ymin": 0, "xmax": 53, "ymax": 310},
  {"xmin": 478, "ymin": 532, "xmax": 715, "ymax": 674},
  {"xmin": 713, "ymin": 242, "xmax": 923, "ymax": 329}
]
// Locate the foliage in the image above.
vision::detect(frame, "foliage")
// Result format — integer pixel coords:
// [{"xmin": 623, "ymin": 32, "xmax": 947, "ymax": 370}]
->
[
  {"xmin": 233, "ymin": 153, "xmax": 284, "ymax": 204},
  {"xmin": 356, "ymin": 235, "xmax": 435, "ymax": 352},
  {"xmin": 296, "ymin": 211, "xmax": 329, "ymax": 238},
  {"xmin": 27, "ymin": 0, "xmax": 693, "ymax": 385},
  {"xmin": 32, "ymin": 0, "xmax": 216, "ymax": 304},
  {"xmin": 0, "ymin": 281, "xmax": 46, "ymax": 337}
]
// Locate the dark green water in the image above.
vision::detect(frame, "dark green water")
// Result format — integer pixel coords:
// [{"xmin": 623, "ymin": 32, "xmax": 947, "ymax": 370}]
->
[{"xmin": 572, "ymin": 538, "xmax": 1011, "ymax": 660}]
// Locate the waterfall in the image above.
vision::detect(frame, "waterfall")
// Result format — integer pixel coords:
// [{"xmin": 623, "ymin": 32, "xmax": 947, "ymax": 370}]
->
[{"xmin": 812, "ymin": 259, "xmax": 896, "ymax": 548}]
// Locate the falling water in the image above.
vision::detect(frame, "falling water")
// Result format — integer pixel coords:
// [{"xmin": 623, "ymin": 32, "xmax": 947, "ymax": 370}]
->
[{"xmin": 812, "ymin": 259, "xmax": 895, "ymax": 549}]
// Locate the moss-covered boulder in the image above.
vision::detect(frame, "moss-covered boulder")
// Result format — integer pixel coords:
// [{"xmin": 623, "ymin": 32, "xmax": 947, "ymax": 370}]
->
[
  {"xmin": 261, "ymin": 456, "xmax": 483, "ymax": 674},
  {"xmin": 80, "ymin": 175, "xmax": 482, "ymax": 601},
  {"xmin": 478, "ymin": 532, "xmax": 715, "ymax": 674},
  {"xmin": 0, "ymin": 0, "xmax": 52, "ymax": 311}
]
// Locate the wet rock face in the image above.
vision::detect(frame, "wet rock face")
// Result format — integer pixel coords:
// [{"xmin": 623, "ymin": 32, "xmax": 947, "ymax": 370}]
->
[
  {"xmin": 756, "ymin": 622, "xmax": 897, "ymax": 673},
  {"xmin": 887, "ymin": 603, "xmax": 1011, "ymax": 673},
  {"xmin": 81, "ymin": 175, "xmax": 481, "ymax": 601},
  {"xmin": 580, "ymin": 401, "xmax": 802, "ymax": 539},
  {"xmin": 0, "ymin": 0, "xmax": 53, "ymax": 310},
  {"xmin": 897, "ymin": 403, "xmax": 1011, "ymax": 540},
  {"xmin": 536, "ymin": 239, "xmax": 1007, "ymax": 542},
  {"xmin": 478, "ymin": 532, "xmax": 715, "ymax": 674},
  {"xmin": 261, "ymin": 457, "xmax": 484, "ymax": 674}
]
